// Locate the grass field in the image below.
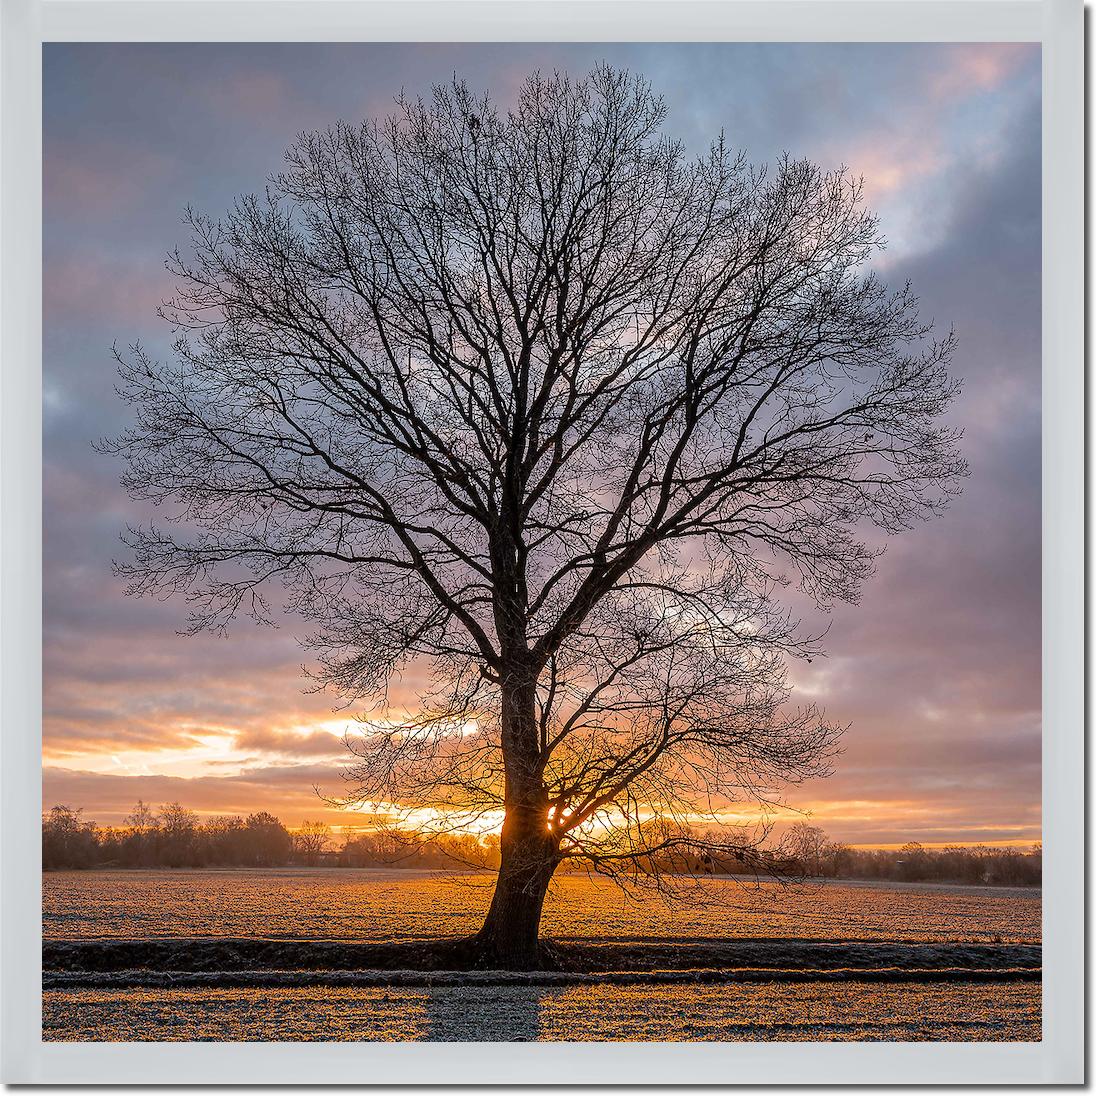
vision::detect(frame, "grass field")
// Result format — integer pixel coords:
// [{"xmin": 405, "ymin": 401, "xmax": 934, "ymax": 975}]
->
[{"xmin": 42, "ymin": 869, "xmax": 1041, "ymax": 1042}]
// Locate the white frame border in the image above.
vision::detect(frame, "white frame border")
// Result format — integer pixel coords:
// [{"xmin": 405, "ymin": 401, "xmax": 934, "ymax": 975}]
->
[{"xmin": 1, "ymin": 0, "xmax": 1083, "ymax": 1084}]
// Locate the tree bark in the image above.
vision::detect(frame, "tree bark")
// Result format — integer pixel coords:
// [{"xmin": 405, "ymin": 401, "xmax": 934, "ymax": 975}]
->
[
  {"xmin": 470, "ymin": 662, "xmax": 559, "ymax": 969},
  {"xmin": 472, "ymin": 806, "xmax": 559, "ymax": 969}
]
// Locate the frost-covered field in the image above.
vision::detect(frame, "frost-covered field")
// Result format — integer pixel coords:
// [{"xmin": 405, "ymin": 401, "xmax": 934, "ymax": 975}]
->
[
  {"xmin": 42, "ymin": 869, "xmax": 1041, "ymax": 1042},
  {"xmin": 44, "ymin": 981, "xmax": 1039, "ymax": 1042},
  {"xmin": 43, "ymin": 868, "xmax": 1041, "ymax": 944}
]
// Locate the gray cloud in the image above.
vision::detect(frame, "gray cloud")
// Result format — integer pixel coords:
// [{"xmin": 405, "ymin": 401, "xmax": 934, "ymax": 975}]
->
[{"xmin": 42, "ymin": 43, "xmax": 1041, "ymax": 843}]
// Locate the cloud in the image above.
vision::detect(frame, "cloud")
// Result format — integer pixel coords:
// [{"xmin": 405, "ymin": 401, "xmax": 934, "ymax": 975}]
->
[
  {"xmin": 40, "ymin": 42, "xmax": 1042, "ymax": 846},
  {"xmin": 44, "ymin": 137, "xmax": 173, "ymax": 218},
  {"xmin": 780, "ymin": 95, "xmax": 1041, "ymax": 844},
  {"xmin": 928, "ymin": 43, "xmax": 1037, "ymax": 101},
  {"xmin": 840, "ymin": 134, "xmax": 945, "ymax": 203},
  {"xmin": 232, "ymin": 727, "xmax": 350, "ymax": 759},
  {"xmin": 206, "ymin": 69, "xmax": 292, "ymax": 117},
  {"xmin": 44, "ymin": 253, "xmax": 172, "ymax": 328},
  {"xmin": 43, "ymin": 763, "xmax": 350, "ymax": 826}
]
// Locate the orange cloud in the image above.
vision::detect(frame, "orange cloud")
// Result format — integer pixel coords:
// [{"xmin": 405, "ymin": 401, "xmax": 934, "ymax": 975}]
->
[
  {"xmin": 929, "ymin": 44, "xmax": 1037, "ymax": 101},
  {"xmin": 842, "ymin": 133, "xmax": 945, "ymax": 203}
]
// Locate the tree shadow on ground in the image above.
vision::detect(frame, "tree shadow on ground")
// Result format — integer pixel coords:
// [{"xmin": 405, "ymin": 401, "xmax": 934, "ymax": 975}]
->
[{"xmin": 421, "ymin": 984, "xmax": 547, "ymax": 1042}]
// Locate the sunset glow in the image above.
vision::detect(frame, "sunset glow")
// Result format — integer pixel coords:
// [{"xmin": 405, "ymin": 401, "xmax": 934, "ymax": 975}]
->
[{"xmin": 43, "ymin": 42, "xmax": 1041, "ymax": 847}]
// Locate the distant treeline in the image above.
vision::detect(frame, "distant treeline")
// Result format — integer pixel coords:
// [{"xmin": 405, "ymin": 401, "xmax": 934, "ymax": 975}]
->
[
  {"xmin": 41, "ymin": 802, "xmax": 499, "ymax": 871},
  {"xmin": 771, "ymin": 821, "xmax": 1041, "ymax": 887},
  {"xmin": 828, "ymin": 842, "xmax": 1042, "ymax": 887},
  {"xmin": 42, "ymin": 803, "xmax": 1041, "ymax": 885}
]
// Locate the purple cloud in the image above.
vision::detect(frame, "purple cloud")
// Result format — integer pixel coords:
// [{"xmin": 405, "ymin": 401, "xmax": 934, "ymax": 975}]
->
[{"xmin": 42, "ymin": 43, "xmax": 1041, "ymax": 843}]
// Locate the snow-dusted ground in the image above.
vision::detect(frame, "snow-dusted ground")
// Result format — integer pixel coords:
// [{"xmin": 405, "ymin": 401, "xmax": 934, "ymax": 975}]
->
[
  {"xmin": 43, "ymin": 869, "xmax": 1041, "ymax": 944},
  {"xmin": 42, "ymin": 870, "xmax": 1041, "ymax": 1042},
  {"xmin": 44, "ymin": 981, "xmax": 1040, "ymax": 1042}
]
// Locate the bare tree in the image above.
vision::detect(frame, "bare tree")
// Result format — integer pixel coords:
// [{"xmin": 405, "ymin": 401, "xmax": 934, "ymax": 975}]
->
[
  {"xmin": 104, "ymin": 66, "xmax": 965, "ymax": 967},
  {"xmin": 293, "ymin": 819, "xmax": 333, "ymax": 865},
  {"xmin": 786, "ymin": 820, "xmax": 828, "ymax": 878}
]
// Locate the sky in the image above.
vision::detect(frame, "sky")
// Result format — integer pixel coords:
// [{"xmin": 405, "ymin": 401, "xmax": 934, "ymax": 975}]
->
[{"xmin": 42, "ymin": 42, "xmax": 1041, "ymax": 845}]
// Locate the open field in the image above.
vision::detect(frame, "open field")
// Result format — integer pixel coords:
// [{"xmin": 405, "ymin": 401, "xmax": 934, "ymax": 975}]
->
[
  {"xmin": 45, "ymin": 982, "xmax": 1039, "ymax": 1042},
  {"xmin": 44, "ymin": 868, "xmax": 1040, "ymax": 943},
  {"xmin": 42, "ymin": 869, "xmax": 1041, "ymax": 1042}
]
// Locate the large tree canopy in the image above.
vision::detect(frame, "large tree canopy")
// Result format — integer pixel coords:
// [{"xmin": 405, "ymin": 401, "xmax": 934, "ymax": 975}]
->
[{"xmin": 106, "ymin": 66, "xmax": 965, "ymax": 966}]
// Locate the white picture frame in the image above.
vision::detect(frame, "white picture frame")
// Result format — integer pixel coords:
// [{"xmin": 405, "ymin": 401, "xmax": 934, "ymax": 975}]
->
[{"xmin": 1, "ymin": 0, "xmax": 1082, "ymax": 1084}]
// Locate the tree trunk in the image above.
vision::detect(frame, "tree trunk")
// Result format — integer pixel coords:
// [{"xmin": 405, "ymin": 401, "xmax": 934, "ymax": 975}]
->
[
  {"xmin": 473, "ymin": 805, "xmax": 558, "ymax": 969},
  {"xmin": 470, "ymin": 660, "xmax": 558, "ymax": 969}
]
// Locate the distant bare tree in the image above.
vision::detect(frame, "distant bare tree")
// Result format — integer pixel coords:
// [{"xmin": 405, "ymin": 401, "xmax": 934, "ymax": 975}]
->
[
  {"xmin": 156, "ymin": 801, "xmax": 199, "ymax": 868},
  {"xmin": 105, "ymin": 66, "xmax": 965, "ymax": 967},
  {"xmin": 123, "ymin": 799, "xmax": 158, "ymax": 838},
  {"xmin": 293, "ymin": 820, "xmax": 332, "ymax": 865},
  {"xmin": 786, "ymin": 820, "xmax": 828, "ymax": 877}
]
